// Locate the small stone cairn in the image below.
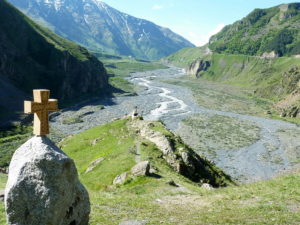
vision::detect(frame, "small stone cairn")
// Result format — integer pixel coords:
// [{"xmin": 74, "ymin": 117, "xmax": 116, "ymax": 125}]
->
[{"xmin": 131, "ymin": 106, "xmax": 139, "ymax": 120}]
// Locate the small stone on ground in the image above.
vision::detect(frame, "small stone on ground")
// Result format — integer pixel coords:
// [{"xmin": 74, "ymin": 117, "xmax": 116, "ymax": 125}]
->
[{"xmin": 131, "ymin": 161, "xmax": 150, "ymax": 176}]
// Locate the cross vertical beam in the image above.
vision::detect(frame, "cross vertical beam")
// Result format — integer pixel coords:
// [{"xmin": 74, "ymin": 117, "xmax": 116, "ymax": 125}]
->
[{"xmin": 24, "ymin": 89, "xmax": 58, "ymax": 136}]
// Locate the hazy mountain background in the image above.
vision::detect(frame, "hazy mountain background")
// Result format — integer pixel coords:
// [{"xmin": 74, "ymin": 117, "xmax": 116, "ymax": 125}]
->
[{"xmin": 8, "ymin": 0, "xmax": 195, "ymax": 60}]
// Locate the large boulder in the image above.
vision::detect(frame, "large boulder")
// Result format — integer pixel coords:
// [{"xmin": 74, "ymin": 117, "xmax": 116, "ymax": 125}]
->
[{"xmin": 5, "ymin": 136, "xmax": 90, "ymax": 225}]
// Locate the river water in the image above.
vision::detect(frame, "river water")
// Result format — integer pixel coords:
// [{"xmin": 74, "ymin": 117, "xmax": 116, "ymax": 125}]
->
[{"xmin": 51, "ymin": 67, "xmax": 300, "ymax": 183}]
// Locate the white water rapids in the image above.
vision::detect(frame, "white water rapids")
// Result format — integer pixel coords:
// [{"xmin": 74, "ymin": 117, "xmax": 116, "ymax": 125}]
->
[{"xmin": 133, "ymin": 76, "xmax": 190, "ymax": 120}]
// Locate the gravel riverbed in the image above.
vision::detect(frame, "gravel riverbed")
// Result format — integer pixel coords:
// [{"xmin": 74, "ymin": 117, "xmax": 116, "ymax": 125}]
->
[{"xmin": 51, "ymin": 67, "xmax": 300, "ymax": 183}]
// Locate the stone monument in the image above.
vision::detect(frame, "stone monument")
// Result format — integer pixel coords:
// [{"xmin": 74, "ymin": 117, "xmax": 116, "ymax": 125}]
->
[
  {"xmin": 5, "ymin": 89, "xmax": 90, "ymax": 225},
  {"xmin": 131, "ymin": 106, "xmax": 139, "ymax": 120}
]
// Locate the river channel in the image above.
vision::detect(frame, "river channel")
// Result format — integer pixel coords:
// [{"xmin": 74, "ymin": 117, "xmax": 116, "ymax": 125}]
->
[{"xmin": 51, "ymin": 67, "xmax": 300, "ymax": 183}]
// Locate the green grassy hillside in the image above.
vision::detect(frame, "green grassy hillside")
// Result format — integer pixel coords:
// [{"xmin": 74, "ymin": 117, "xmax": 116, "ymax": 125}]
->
[
  {"xmin": 209, "ymin": 3, "xmax": 300, "ymax": 57},
  {"xmin": 1, "ymin": 118, "xmax": 300, "ymax": 224},
  {"xmin": 166, "ymin": 48, "xmax": 300, "ymax": 120},
  {"xmin": 165, "ymin": 3, "xmax": 300, "ymax": 120},
  {"xmin": 167, "ymin": 51, "xmax": 300, "ymax": 99},
  {"xmin": 164, "ymin": 46, "xmax": 209, "ymax": 67},
  {"xmin": 200, "ymin": 54, "xmax": 300, "ymax": 100},
  {"xmin": 60, "ymin": 118, "xmax": 230, "ymax": 188}
]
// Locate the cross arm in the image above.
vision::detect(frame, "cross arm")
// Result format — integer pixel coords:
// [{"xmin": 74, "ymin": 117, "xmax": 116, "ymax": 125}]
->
[
  {"xmin": 24, "ymin": 101, "xmax": 35, "ymax": 114},
  {"xmin": 47, "ymin": 99, "xmax": 58, "ymax": 111}
]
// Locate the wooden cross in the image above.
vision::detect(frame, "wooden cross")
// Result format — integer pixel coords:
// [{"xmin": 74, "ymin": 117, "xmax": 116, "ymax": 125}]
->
[{"xmin": 24, "ymin": 89, "xmax": 58, "ymax": 136}]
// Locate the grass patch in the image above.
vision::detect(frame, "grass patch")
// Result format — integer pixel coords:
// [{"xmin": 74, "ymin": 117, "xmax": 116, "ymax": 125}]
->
[
  {"xmin": 100, "ymin": 56, "xmax": 168, "ymax": 96},
  {"xmin": 102, "ymin": 57, "xmax": 168, "ymax": 78},
  {"xmin": 0, "ymin": 173, "xmax": 7, "ymax": 189},
  {"xmin": 165, "ymin": 77, "xmax": 274, "ymax": 117},
  {"xmin": 164, "ymin": 45, "xmax": 209, "ymax": 67},
  {"xmin": 147, "ymin": 121, "xmax": 173, "ymax": 138},
  {"xmin": 0, "ymin": 125, "xmax": 32, "ymax": 168},
  {"xmin": 60, "ymin": 118, "xmax": 136, "ymax": 190},
  {"xmin": 1, "ymin": 171, "xmax": 300, "ymax": 224},
  {"xmin": 108, "ymin": 76, "xmax": 135, "ymax": 96},
  {"xmin": 62, "ymin": 116, "xmax": 84, "ymax": 125},
  {"xmin": 178, "ymin": 114, "xmax": 261, "ymax": 156}
]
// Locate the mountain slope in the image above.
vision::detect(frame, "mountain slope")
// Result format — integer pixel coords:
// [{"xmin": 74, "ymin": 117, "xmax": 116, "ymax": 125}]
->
[
  {"xmin": 165, "ymin": 3, "xmax": 300, "ymax": 119},
  {"xmin": 209, "ymin": 3, "xmax": 300, "ymax": 56},
  {"xmin": 8, "ymin": 0, "xmax": 195, "ymax": 60},
  {"xmin": 0, "ymin": 0, "xmax": 109, "ymax": 124}
]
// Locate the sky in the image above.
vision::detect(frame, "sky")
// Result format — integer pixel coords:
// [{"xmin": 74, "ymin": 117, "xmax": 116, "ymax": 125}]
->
[{"xmin": 102, "ymin": 0, "xmax": 298, "ymax": 46}]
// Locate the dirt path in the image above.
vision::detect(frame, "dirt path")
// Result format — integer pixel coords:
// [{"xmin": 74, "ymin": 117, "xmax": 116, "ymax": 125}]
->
[{"xmin": 135, "ymin": 141, "xmax": 141, "ymax": 163}]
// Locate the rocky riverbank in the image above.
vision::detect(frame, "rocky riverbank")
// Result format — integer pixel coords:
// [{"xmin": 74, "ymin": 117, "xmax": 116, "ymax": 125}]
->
[{"xmin": 51, "ymin": 67, "xmax": 300, "ymax": 183}]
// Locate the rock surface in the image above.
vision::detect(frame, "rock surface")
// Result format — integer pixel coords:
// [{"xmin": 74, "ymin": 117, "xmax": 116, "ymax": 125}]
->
[
  {"xmin": 130, "ymin": 120, "xmax": 230, "ymax": 187},
  {"xmin": 261, "ymin": 51, "xmax": 279, "ymax": 58},
  {"xmin": 85, "ymin": 157, "xmax": 105, "ymax": 173},
  {"xmin": 113, "ymin": 172, "xmax": 129, "ymax": 185},
  {"xmin": 5, "ymin": 136, "xmax": 90, "ymax": 225},
  {"xmin": 202, "ymin": 183, "xmax": 214, "ymax": 191},
  {"xmin": 186, "ymin": 59, "xmax": 211, "ymax": 77},
  {"xmin": 131, "ymin": 161, "xmax": 150, "ymax": 176}
]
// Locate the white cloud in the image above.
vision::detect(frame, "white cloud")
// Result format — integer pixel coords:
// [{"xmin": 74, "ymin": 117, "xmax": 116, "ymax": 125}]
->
[{"xmin": 152, "ymin": 4, "xmax": 164, "ymax": 10}]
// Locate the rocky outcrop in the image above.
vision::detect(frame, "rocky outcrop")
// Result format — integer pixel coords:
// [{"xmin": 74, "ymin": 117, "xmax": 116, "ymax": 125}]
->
[
  {"xmin": 275, "ymin": 66, "xmax": 300, "ymax": 118},
  {"xmin": 261, "ymin": 51, "xmax": 279, "ymax": 58},
  {"xmin": 131, "ymin": 121, "xmax": 182, "ymax": 173},
  {"xmin": 130, "ymin": 120, "xmax": 232, "ymax": 187},
  {"xmin": 186, "ymin": 59, "xmax": 211, "ymax": 77},
  {"xmin": 280, "ymin": 105, "xmax": 300, "ymax": 118},
  {"xmin": 5, "ymin": 136, "xmax": 90, "ymax": 225}
]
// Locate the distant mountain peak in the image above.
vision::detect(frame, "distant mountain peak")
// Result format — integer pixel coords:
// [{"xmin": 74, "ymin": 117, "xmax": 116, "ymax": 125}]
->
[{"xmin": 8, "ymin": 0, "xmax": 194, "ymax": 59}]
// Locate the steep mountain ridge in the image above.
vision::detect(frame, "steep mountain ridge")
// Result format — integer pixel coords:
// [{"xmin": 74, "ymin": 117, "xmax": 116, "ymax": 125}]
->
[
  {"xmin": 209, "ymin": 3, "xmax": 300, "ymax": 57},
  {"xmin": 0, "ymin": 0, "xmax": 109, "ymax": 124},
  {"xmin": 8, "ymin": 0, "xmax": 195, "ymax": 60}
]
